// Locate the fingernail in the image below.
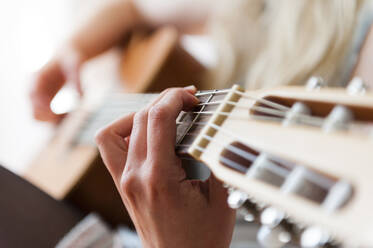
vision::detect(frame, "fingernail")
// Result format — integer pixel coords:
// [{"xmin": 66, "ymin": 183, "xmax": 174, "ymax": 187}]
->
[{"xmin": 184, "ymin": 85, "xmax": 197, "ymax": 92}]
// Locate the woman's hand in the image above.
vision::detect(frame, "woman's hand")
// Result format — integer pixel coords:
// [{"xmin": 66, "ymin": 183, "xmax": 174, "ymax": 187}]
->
[
  {"xmin": 96, "ymin": 86, "xmax": 236, "ymax": 248},
  {"xmin": 30, "ymin": 47, "xmax": 84, "ymax": 123}
]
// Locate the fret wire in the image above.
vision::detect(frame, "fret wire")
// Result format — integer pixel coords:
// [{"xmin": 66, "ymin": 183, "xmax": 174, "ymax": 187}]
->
[{"xmin": 176, "ymin": 90, "xmax": 217, "ymax": 145}]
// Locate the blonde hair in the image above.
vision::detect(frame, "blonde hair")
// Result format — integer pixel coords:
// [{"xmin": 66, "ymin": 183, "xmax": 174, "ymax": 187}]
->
[{"xmin": 208, "ymin": 0, "xmax": 365, "ymax": 89}]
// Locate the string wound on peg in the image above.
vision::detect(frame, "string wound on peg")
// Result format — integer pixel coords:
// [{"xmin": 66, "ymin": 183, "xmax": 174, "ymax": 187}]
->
[
  {"xmin": 306, "ymin": 76, "xmax": 325, "ymax": 91},
  {"xmin": 347, "ymin": 77, "xmax": 368, "ymax": 95}
]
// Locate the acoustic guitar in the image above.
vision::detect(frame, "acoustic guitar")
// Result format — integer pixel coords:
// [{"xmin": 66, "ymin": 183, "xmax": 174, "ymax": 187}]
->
[
  {"xmin": 26, "ymin": 46, "xmax": 372, "ymax": 247},
  {"xmin": 23, "ymin": 26, "xmax": 206, "ymax": 226},
  {"xmin": 45, "ymin": 75, "xmax": 371, "ymax": 247},
  {"xmin": 175, "ymin": 77, "xmax": 372, "ymax": 248}
]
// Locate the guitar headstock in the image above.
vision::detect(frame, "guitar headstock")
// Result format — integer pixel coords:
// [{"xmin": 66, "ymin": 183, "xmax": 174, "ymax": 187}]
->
[{"xmin": 179, "ymin": 77, "xmax": 373, "ymax": 247}]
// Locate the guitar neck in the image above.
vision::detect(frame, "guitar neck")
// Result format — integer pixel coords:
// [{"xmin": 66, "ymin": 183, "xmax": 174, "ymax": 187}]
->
[{"xmin": 74, "ymin": 89, "xmax": 231, "ymax": 149}]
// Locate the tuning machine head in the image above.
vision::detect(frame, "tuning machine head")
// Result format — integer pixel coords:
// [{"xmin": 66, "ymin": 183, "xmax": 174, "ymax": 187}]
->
[
  {"xmin": 306, "ymin": 77, "xmax": 326, "ymax": 91},
  {"xmin": 227, "ymin": 188, "xmax": 248, "ymax": 209},
  {"xmin": 300, "ymin": 226, "xmax": 340, "ymax": 248},
  {"xmin": 257, "ymin": 207, "xmax": 296, "ymax": 248},
  {"xmin": 227, "ymin": 188, "xmax": 261, "ymax": 222},
  {"xmin": 347, "ymin": 77, "xmax": 368, "ymax": 95}
]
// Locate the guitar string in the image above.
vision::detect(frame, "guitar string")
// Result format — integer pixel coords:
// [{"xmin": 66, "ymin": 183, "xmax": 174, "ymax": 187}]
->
[
  {"xmin": 82, "ymin": 88, "xmax": 312, "ymax": 128},
  {"xmin": 176, "ymin": 124, "xmax": 334, "ymax": 189},
  {"xmin": 189, "ymin": 110, "xmax": 325, "ymax": 127},
  {"xmin": 76, "ymin": 91, "xmax": 337, "ymax": 188},
  {"xmin": 195, "ymin": 100, "xmax": 326, "ymax": 126},
  {"xmin": 232, "ymin": 89, "xmax": 290, "ymax": 111},
  {"xmin": 197, "ymin": 101, "xmax": 286, "ymax": 117},
  {"xmin": 77, "ymin": 87, "xmax": 355, "ymax": 146},
  {"xmin": 196, "ymin": 89, "xmax": 290, "ymax": 111},
  {"xmin": 195, "ymin": 89, "xmax": 231, "ymax": 96}
]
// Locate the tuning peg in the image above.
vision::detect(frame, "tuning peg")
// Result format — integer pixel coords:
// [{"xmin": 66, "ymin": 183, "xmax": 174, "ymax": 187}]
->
[
  {"xmin": 256, "ymin": 207, "xmax": 293, "ymax": 248},
  {"xmin": 282, "ymin": 102, "xmax": 311, "ymax": 127},
  {"xmin": 227, "ymin": 189, "xmax": 261, "ymax": 222},
  {"xmin": 347, "ymin": 77, "xmax": 368, "ymax": 95},
  {"xmin": 257, "ymin": 225, "xmax": 292, "ymax": 248},
  {"xmin": 306, "ymin": 77, "xmax": 325, "ymax": 91},
  {"xmin": 261, "ymin": 207, "xmax": 285, "ymax": 228},
  {"xmin": 300, "ymin": 226, "xmax": 332, "ymax": 248},
  {"xmin": 322, "ymin": 105, "xmax": 353, "ymax": 133},
  {"xmin": 240, "ymin": 198, "xmax": 261, "ymax": 222},
  {"xmin": 227, "ymin": 189, "xmax": 248, "ymax": 209}
]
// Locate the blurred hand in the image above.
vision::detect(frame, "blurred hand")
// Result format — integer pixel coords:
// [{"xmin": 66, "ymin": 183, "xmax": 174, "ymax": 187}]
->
[
  {"xmin": 96, "ymin": 86, "xmax": 236, "ymax": 248},
  {"xmin": 30, "ymin": 47, "xmax": 84, "ymax": 123}
]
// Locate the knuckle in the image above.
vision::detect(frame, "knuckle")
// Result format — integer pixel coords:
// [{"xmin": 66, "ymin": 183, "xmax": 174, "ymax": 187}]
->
[
  {"xmin": 161, "ymin": 88, "xmax": 171, "ymax": 95},
  {"xmin": 95, "ymin": 126, "xmax": 111, "ymax": 147},
  {"xmin": 133, "ymin": 109, "xmax": 148, "ymax": 125},
  {"xmin": 168, "ymin": 88, "xmax": 184, "ymax": 97},
  {"xmin": 144, "ymin": 172, "xmax": 161, "ymax": 188},
  {"xmin": 149, "ymin": 105, "xmax": 169, "ymax": 121},
  {"xmin": 142, "ymin": 173, "xmax": 163, "ymax": 200},
  {"xmin": 142, "ymin": 163, "xmax": 167, "ymax": 192},
  {"xmin": 120, "ymin": 174, "xmax": 138, "ymax": 198}
]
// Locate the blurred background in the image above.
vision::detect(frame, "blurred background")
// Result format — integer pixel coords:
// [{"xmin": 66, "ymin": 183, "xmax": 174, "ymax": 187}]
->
[
  {"xmin": 0, "ymin": 0, "xmax": 128, "ymax": 173},
  {"xmin": 0, "ymin": 0, "xmax": 213, "ymax": 173}
]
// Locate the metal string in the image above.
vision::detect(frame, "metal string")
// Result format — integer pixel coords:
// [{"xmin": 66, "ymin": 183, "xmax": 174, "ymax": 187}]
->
[{"xmin": 176, "ymin": 125, "xmax": 334, "ymax": 189}]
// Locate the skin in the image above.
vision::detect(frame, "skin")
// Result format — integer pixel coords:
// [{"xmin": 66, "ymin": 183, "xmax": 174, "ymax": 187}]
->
[
  {"xmin": 95, "ymin": 86, "xmax": 236, "ymax": 248},
  {"xmin": 30, "ymin": 0, "xmax": 210, "ymax": 123},
  {"xmin": 30, "ymin": 0, "xmax": 373, "ymax": 123}
]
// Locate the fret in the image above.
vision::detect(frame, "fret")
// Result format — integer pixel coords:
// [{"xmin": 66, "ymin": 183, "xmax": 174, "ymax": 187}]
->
[
  {"xmin": 175, "ymin": 89, "xmax": 230, "ymax": 154},
  {"xmin": 176, "ymin": 90, "xmax": 217, "ymax": 153},
  {"xmin": 188, "ymin": 84, "xmax": 244, "ymax": 159},
  {"xmin": 74, "ymin": 89, "xmax": 230, "ymax": 147}
]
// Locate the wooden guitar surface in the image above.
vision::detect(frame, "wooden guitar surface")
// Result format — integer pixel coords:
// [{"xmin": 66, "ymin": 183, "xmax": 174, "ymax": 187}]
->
[{"xmin": 24, "ymin": 27, "xmax": 206, "ymax": 226}]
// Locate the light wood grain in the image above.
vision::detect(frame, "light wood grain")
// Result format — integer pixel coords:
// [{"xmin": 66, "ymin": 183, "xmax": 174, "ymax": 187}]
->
[{"xmin": 189, "ymin": 86, "xmax": 373, "ymax": 247}]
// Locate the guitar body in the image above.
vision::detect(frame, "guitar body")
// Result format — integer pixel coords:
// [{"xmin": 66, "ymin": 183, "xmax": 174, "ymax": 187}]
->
[{"xmin": 23, "ymin": 27, "xmax": 206, "ymax": 226}]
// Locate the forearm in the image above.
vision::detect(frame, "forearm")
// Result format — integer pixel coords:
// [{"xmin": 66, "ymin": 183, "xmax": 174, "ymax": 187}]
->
[
  {"xmin": 67, "ymin": 0, "xmax": 146, "ymax": 61},
  {"xmin": 64, "ymin": 0, "xmax": 211, "ymax": 61}
]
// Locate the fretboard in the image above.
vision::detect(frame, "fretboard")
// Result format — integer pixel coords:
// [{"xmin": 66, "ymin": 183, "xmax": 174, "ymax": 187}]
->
[
  {"xmin": 74, "ymin": 89, "xmax": 231, "ymax": 150},
  {"xmin": 175, "ymin": 89, "xmax": 230, "ymax": 154}
]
